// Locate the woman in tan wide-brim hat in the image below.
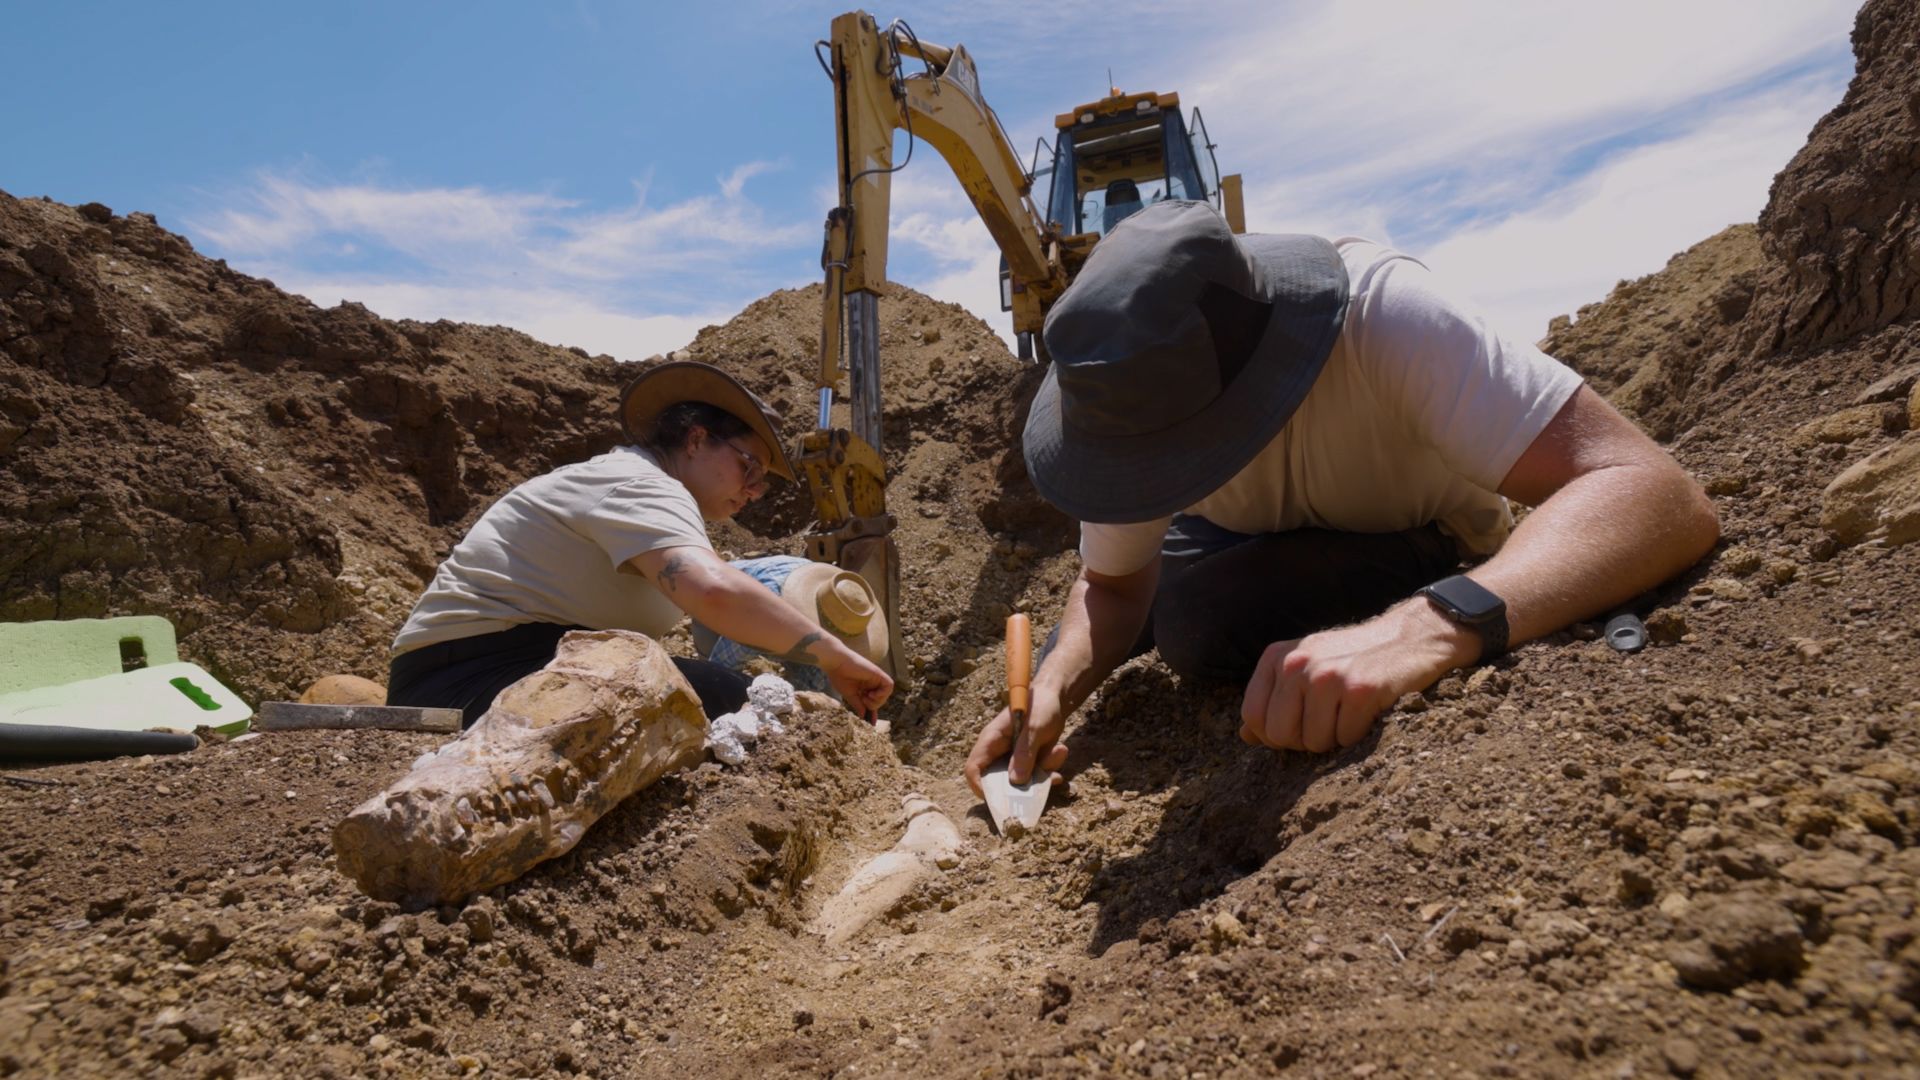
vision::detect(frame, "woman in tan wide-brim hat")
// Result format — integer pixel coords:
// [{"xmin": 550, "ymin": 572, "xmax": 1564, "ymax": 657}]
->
[{"xmin": 384, "ymin": 361, "xmax": 893, "ymax": 727}]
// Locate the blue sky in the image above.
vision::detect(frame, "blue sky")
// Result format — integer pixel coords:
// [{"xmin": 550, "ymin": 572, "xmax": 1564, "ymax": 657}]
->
[{"xmin": 9, "ymin": 1, "xmax": 1861, "ymax": 358}]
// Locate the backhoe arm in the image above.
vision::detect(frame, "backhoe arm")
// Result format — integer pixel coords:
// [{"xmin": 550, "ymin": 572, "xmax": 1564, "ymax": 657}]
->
[{"xmin": 804, "ymin": 12, "xmax": 1070, "ymax": 688}]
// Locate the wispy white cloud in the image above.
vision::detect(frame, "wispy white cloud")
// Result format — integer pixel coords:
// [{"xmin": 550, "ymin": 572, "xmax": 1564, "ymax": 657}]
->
[
  {"xmin": 187, "ymin": 162, "xmax": 811, "ymax": 359},
  {"xmin": 197, "ymin": 176, "xmax": 572, "ymax": 260},
  {"xmin": 263, "ymin": 276, "xmax": 734, "ymax": 360},
  {"xmin": 1182, "ymin": 0, "xmax": 1857, "ymax": 191},
  {"xmin": 1422, "ymin": 75, "xmax": 1839, "ymax": 341}
]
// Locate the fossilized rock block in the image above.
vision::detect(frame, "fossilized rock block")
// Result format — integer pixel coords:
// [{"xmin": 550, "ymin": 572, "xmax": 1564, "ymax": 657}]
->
[
  {"xmin": 810, "ymin": 793, "xmax": 963, "ymax": 946},
  {"xmin": 1792, "ymin": 404, "xmax": 1895, "ymax": 446},
  {"xmin": 333, "ymin": 630, "xmax": 707, "ymax": 906},
  {"xmin": 1822, "ymin": 433, "xmax": 1920, "ymax": 548}
]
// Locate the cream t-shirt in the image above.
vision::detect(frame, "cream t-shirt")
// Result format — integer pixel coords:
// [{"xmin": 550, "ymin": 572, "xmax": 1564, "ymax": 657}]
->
[
  {"xmin": 1080, "ymin": 237, "xmax": 1585, "ymax": 577},
  {"xmin": 392, "ymin": 446, "xmax": 712, "ymax": 653}
]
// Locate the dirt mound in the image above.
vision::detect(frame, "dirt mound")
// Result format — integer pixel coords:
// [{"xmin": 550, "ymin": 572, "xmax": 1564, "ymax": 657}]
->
[
  {"xmin": 0, "ymin": 192, "xmax": 634, "ymax": 701},
  {"xmin": 0, "ymin": 192, "xmax": 1050, "ymax": 707},
  {"xmin": 4, "ymin": 0, "xmax": 1920, "ymax": 1074}
]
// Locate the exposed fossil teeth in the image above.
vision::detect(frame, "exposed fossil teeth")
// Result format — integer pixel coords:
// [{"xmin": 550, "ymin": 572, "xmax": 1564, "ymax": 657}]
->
[
  {"xmin": 531, "ymin": 779, "xmax": 556, "ymax": 809},
  {"xmin": 454, "ymin": 798, "xmax": 479, "ymax": 826}
]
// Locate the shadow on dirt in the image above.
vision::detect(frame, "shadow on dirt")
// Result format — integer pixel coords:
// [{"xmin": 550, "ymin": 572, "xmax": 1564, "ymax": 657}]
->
[{"xmin": 1067, "ymin": 666, "xmax": 1379, "ymax": 955}]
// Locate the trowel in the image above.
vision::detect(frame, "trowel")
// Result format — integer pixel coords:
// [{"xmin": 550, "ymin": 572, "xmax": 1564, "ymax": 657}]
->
[{"xmin": 980, "ymin": 612, "xmax": 1053, "ymax": 836}]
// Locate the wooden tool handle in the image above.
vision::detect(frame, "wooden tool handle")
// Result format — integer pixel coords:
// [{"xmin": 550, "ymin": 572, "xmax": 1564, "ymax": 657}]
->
[{"xmin": 1006, "ymin": 613, "xmax": 1031, "ymax": 717}]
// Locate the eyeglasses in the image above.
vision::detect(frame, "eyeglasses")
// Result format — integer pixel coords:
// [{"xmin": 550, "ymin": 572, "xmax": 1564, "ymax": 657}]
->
[{"xmin": 724, "ymin": 438, "xmax": 769, "ymax": 494}]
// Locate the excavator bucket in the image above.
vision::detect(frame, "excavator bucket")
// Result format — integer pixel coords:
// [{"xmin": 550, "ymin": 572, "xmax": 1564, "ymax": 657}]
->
[{"xmin": 796, "ymin": 428, "xmax": 907, "ymax": 686}]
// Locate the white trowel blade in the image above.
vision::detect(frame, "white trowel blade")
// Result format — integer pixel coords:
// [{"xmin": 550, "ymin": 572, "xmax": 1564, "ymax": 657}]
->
[{"xmin": 981, "ymin": 761, "xmax": 1053, "ymax": 837}]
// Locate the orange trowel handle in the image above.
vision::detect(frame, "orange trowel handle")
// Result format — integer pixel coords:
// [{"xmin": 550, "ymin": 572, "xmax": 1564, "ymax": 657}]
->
[{"xmin": 1006, "ymin": 613, "xmax": 1032, "ymax": 718}]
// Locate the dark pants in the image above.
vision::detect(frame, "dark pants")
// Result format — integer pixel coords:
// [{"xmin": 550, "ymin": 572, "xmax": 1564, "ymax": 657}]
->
[
  {"xmin": 1139, "ymin": 515, "xmax": 1462, "ymax": 683},
  {"xmin": 387, "ymin": 623, "xmax": 750, "ymax": 728}
]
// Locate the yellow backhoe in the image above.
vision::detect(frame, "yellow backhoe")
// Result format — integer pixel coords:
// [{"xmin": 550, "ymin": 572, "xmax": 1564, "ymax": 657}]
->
[{"xmin": 800, "ymin": 11, "xmax": 1247, "ymax": 685}]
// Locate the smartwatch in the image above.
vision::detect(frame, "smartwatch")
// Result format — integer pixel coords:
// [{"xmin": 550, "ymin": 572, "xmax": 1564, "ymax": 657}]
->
[{"xmin": 1419, "ymin": 574, "xmax": 1508, "ymax": 665}]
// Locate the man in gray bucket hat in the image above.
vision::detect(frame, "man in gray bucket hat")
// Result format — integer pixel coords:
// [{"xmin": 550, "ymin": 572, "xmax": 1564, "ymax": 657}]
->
[{"xmin": 966, "ymin": 200, "xmax": 1719, "ymax": 793}]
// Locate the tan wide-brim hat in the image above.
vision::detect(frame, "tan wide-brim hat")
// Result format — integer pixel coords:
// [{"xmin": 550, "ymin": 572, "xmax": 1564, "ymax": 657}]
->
[
  {"xmin": 619, "ymin": 360, "xmax": 796, "ymax": 482},
  {"xmin": 779, "ymin": 561, "xmax": 891, "ymax": 670}
]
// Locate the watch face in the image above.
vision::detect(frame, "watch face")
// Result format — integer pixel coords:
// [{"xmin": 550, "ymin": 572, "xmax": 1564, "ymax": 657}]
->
[{"xmin": 1428, "ymin": 575, "xmax": 1504, "ymax": 623}]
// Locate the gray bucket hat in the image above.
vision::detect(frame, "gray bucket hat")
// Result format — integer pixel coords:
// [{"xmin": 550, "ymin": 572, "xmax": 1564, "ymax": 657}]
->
[{"xmin": 1022, "ymin": 200, "xmax": 1350, "ymax": 524}]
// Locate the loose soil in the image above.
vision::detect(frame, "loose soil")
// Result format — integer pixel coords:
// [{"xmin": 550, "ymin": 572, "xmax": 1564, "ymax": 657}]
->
[{"xmin": 3, "ymin": 1, "xmax": 1919, "ymax": 1076}]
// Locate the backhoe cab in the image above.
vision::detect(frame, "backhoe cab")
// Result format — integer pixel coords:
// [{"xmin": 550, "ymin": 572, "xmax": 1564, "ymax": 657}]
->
[{"xmin": 1000, "ymin": 89, "xmax": 1245, "ymax": 357}]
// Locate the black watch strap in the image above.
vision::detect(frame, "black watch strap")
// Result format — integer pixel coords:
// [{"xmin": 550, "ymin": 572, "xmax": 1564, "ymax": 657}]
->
[
  {"xmin": 1473, "ymin": 611, "xmax": 1508, "ymax": 664},
  {"xmin": 1420, "ymin": 575, "xmax": 1508, "ymax": 665}
]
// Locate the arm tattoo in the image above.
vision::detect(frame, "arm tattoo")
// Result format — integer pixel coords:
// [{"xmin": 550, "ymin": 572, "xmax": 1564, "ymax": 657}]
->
[
  {"xmin": 770, "ymin": 632, "xmax": 824, "ymax": 665},
  {"xmin": 656, "ymin": 554, "xmax": 689, "ymax": 594}
]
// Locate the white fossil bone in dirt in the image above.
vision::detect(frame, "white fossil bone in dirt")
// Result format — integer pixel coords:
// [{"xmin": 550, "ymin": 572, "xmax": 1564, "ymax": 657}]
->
[
  {"xmin": 747, "ymin": 673, "xmax": 796, "ymax": 728},
  {"xmin": 810, "ymin": 793, "xmax": 963, "ymax": 946},
  {"xmin": 706, "ymin": 708, "xmax": 759, "ymax": 765},
  {"xmin": 332, "ymin": 630, "xmax": 708, "ymax": 906}
]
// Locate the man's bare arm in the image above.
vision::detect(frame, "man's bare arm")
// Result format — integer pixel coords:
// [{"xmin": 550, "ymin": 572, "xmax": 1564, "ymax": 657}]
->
[
  {"xmin": 1477, "ymin": 384, "xmax": 1721, "ymax": 641},
  {"xmin": 965, "ymin": 558, "xmax": 1158, "ymax": 793},
  {"xmin": 1240, "ymin": 385, "xmax": 1720, "ymax": 753}
]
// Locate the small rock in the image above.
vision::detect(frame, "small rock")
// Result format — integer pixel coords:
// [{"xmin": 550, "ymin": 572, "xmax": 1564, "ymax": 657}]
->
[
  {"xmin": 1667, "ymin": 895, "xmax": 1805, "ymax": 990},
  {"xmin": 1853, "ymin": 363, "xmax": 1920, "ymax": 406},
  {"xmin": 1822, "ymin": 434, "xmax": 1920, "ymax": 548},
  {"xmin": 181, "ymin": 917, "xmax": 239, "ymax": 964},
  {"xmin": 1404, "ymin": 829, "xmax": 1442, "ymax": 858},
  {"xmin": 1697, "ymin": 577, "xmax": 1753, "ymax": 602},
  {"xmin": 1779, "ymin": 850, "xmax": 1871, "ymax": 892},
  {"xmin": 1794, "ymin": 405, "xmax": 1886, "ymax": 445},
  {"xmin": 78, "ymin": 202, "xmax": 114, "ymax": 223},
  {"xmin": 461, "ymin": 900, "xmax": 496, "ymax": 943},
  {"xmin": 1037, "ymin": 973, "xmax": 1072, "ymax": 1019},
  {"xmin": 1644, "ymin": 608, "xmax": 1689, "ymax": 644},
  {"xmin": 152, "ymin": 1026, "xmax": 190, "ymax": 1062},
  {"xmin": 178, "ymin": 1010, "xmax": 222, "ymax": 1044},
  {"xmin": 1717, "ymin": 546, "xmax": 1764, "ymax": 576},
  {"xmin": 1617, "ymin": 864, "xmax": 1655, "ymax": 903},
  {"xmin": 1207, "ymin": 912, "xmax": 1248, "ymax": 951},
  {"xmin": 793, "ymin": 1009, "xmax": 814, "ymax": 1029},
  {"xmin": 1661, "ymin": 1036, "xmax": 1701, "ymax": 1077}
]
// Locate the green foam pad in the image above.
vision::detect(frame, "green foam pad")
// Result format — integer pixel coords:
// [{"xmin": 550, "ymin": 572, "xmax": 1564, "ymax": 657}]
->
[
  {"xmin": 0, "ymin": 616, "xmax": 180, "ymax": 696},
  {"xmin": 0, "ymin": 662, "xmax": 252, "ymax": 736}
]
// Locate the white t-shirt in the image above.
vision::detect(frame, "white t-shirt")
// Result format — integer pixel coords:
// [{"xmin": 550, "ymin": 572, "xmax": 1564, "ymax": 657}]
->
[
  {"xmin": 1080, "ymin": 237, "xmax": 1585, "ymax": 577},
  {"xmin": 392, "ymin": 446, "xmax": 712, "ymax": 653}
]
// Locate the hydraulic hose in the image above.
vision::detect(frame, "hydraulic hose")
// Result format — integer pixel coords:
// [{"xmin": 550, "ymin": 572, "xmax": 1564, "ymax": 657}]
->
[{"xmin": 0, "ymin": 722, "xmax": 198, "ymax": 764}]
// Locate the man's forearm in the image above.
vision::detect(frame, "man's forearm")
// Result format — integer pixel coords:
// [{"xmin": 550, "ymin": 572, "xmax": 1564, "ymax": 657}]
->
[
  {"xmin": 1477, "ymin": 460, "xmax": 1719, "ymax": 646},
  {"xmin": 1034, "ymin": 567, "xmax": 1157, "ymax": 715}
]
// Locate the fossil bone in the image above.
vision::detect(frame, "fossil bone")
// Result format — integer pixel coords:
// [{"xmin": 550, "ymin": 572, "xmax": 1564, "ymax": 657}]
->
[
  {"xmin": 810, "ymin": 793, "xmax": 963, "ymax": 946},
  {"xmin": 332, "ymin": 630, "xmax": 708, "ymax": 906}
]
